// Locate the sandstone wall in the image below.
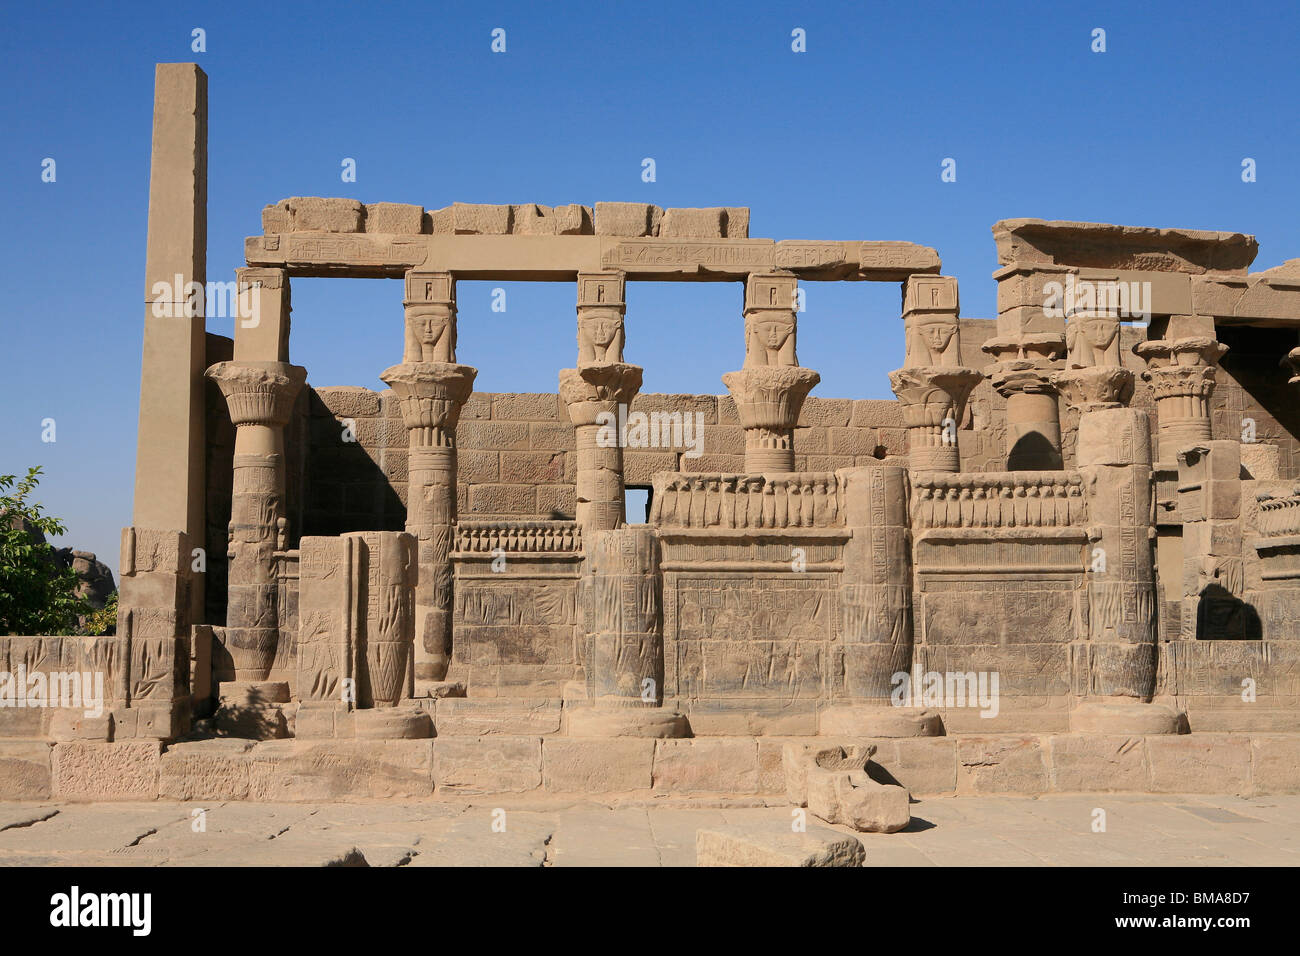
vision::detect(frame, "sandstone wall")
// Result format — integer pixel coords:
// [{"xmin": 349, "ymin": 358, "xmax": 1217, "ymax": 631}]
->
[
  {"xmin": 293, "ymin": 318, "xmax": 1298, "ymax": 534},
  {"xmin": 299, "ymin": 388, "xmax": 913, "ymax": 534}
]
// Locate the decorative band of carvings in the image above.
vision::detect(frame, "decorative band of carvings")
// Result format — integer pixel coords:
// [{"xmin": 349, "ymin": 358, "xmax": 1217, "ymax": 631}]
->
[
  {"xmin": 454, "ymin": 520, "xmax": 582, "ymax": 553},
  {"xmin": 911, "ymin": 471, "xmax": 1087, "ymax": 530},
  {"xmin": 1257, "ymin": 490, "xmax": 1300, "ymax": 537},
  {"xmin": 650, "ymin": 472, "xmax": 843, "ymax": 529}
]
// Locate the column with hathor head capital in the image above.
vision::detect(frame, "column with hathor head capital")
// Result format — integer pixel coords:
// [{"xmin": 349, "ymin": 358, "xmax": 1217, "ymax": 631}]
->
[
  {"xmin": 722, "ymin": 272, "xmax": 820, "ymax": 473},
  {"xmin": 982, "ymin": 266, "xmax": 1068, "ymax": 470},
  {"xmin": 1133, "ymin": 314, "xmax": 1227, "ymax": 463},
  {"xmin": 888, "ymin": 275, "xmax": 982, "ymax": 473},
  {"xmin": 1048, "ymin": 294, "xmax": 1177, "ymax": 731},
  {"xmin": 205, "ymin": 359, "xmax": 307, "ymax": 682},
  {"xmin": 381, "ymin": 270, "xmax": 477, "ymax": 682},
  {"xmin": 560, "ymin": 271, "xmax": 642, "ymax": 531}
]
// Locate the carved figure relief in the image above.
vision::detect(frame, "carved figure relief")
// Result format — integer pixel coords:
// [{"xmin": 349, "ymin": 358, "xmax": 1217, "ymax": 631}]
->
[
  {"xmin": 577, "ymin": 312, "xmax": 625, "ymax": 364},
  {"xmin": 404, "ymin": 307, "xmax": 456, "ymax": 363},
  {"xmin": 744, "ymin": 315, "xmax": 797, "ymax": 367}
]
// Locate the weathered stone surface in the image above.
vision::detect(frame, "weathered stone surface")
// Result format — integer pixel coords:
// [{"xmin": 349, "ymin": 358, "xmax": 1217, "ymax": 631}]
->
[
  {"xmin": 594, "ymin": 202, "xmax": 660, "ymax": 237},
  {"xmin": 263, "ymin": 197, "xmax": 365, "ymax": 233},
  {"xmin": 0, "ymin": 742, "xmax": 53, "ymax": 799},
  {"xmin": 957, "ymin": 737, "xmax": 1049, "ymax": 794},
  {"xmin": 696, "ymin": 823, "xmax": 865, "ymax": 867},
  {"xmin": 159, "ymin": 739, "xmax": 255, "ymax": 800},
  {"xmin": 782, "ymin": 742, "xmax": 910, "ymax": 832},
  {"xmin": 53, "ymin": 742, "xmax": 161, "ymax": 801},
  {"xmin": 433, "ymin": 736, "xmax": 542, "ymax": 794},
  {"xmin": 1147, "ymin": 735, "xmax": 1252, "ymax": 793},
  {"xmin": 652, "ymin": 739, "xmax": 759, "ymax": 794},
  {"xmin": 435, "ymin": 699, "xmax": 562, "ymax": 735},
  {"xmin": 248, "ymin": 740, "xmax": 434, "ymax": 801},
  {"xmin": 1047, "ymin": 734, "xmax": 1151, "ymax": 791},
  {"xmin": 992, "ymin": 218, "xmax": 1258, "ymax": 273},
  {"xmin": 542, "ymin": 738, "xmax": 654, "ymax": 791}
]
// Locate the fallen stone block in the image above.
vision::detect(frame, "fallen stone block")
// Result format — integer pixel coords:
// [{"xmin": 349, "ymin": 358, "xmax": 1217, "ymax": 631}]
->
[
  {"xmin": 696, "ymin": 822, "xmax": 865, "ymax": 867},
  {"xmin": 783, "ymin": 742, "xmax": 910, "ymax": 833}
]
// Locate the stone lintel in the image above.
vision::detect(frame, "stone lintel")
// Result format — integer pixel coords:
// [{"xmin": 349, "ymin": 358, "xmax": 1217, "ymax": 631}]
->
[
  {"xmin": 992, "ymin": 218, "xmax": 1258, "ymax": 274},
  {"xmin": 245, "ymin": 234, "xmax": 941, "ymax": 282}
]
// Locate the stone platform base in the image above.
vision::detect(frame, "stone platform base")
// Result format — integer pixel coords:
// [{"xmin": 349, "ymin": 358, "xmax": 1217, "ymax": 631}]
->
[
  {"xmin": 209, "ymin": 681, "xmax": 291, "ymax": 740},
  {"xmin": 566, "ymin": 708, "xmax": 690, "ymax": 738},
  {"xmin": 818, "ymin": 705, "xmax": 944, "ymax": 737},
  {"xmin": 3, "ymin": 731, "xmax": 1299, "ymax": 802}
]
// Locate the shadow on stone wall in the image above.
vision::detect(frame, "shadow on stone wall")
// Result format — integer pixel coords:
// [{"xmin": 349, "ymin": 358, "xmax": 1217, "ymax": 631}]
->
[{"xmin": 1195, "ymin": 583, "xmax": 1262, "ymax": 640}]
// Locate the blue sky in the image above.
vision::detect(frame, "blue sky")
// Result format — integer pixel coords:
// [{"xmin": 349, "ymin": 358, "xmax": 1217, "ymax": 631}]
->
[{"xmin": 2, "ymin": 0, "xmax": 1297, "ymax": 578}]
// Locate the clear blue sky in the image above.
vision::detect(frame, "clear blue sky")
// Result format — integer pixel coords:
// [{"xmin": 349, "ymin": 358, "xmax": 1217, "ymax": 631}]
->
[{"xmin": 2, "ymin": 0, "xmax": 1297, "ymax": 579}]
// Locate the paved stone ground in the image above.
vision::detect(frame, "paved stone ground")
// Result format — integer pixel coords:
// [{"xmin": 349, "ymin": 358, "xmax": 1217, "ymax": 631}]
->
[{"xmin": 0, "ymin": 794, "xmax": 1297, "ymax": 866}]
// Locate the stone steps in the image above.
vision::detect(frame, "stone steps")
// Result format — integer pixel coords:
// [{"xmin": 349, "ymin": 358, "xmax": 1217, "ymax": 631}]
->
[{"xmin": 2, "ymin": 730, "xmax": 1299, "ymax": 802}]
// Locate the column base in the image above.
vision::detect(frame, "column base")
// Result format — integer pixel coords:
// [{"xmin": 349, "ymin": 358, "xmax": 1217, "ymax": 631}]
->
[
  {"xmin": 567, "ymin": 707, "xmax": 690, "ymax": 738},
  {"xmin": 1069, "ymin": 699, "xmax": 1187, "ymax": 735},
  {"xmin": 354, "ymin": 706, "xmax": 434, "ymax": 740},
  {"xmin": 413, "ymin": 679, "xmax": 467, "ymax": 699},
  {"xmin": 819, "ymin": 704, "xmax": 945, "ymax": 738}
]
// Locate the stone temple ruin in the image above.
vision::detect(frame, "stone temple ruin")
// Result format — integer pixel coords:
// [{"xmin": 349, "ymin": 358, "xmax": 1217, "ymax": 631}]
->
[{"xmin": 5, "ymin": 63, "xmax": 1300, "ymax": 808}]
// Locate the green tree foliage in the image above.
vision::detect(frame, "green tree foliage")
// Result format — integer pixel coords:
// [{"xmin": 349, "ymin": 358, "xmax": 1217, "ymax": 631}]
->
[
  {"xmin": 82, "ymin": 591, "xmax": 118, "ymax": 637},
  {"xmin": 0, "ymin": 467, "xmax": 91, "ymax": 635}
]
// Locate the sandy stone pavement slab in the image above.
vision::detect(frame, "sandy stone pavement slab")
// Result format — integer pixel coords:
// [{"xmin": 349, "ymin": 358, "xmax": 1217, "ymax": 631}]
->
[{"xmin": 0, "ymin": 795, "xmax": 1296, "ymax": 866}]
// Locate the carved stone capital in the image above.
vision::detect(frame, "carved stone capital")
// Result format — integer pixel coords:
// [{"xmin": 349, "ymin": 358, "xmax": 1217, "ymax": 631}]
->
[
  {"xmin": 206, "ymin": 361, "xmax": 307, "ymax": 427},
  {"xmin": 888, "ymin": 366, "xmax": 982, "ymax": 426},
  {"xmin": 721, "ymin": 365, "xmax": 820, "ymax": 432},
  {"xmin": 982, "ymin": 331, "xmax": 1064, "ymax": 365},
  {"xmin": 1052, "ymin": 365, "xmax": 1135, "ymax": 413},
  {"xmin": 987, "ymin": 359, "xmax": 1060, "ymax": 399},
  {"xmin": 1142, "ymin": 363, "xmax": 1217, "ymax": 400},
  {"xmin": 1134, "ymin": 335, "xmax": 1227, "ymax": 370},
  {"xmin": 380, "ymin": 362, "xmax": 477, "ymax": 436},
  {"xmin": 559, "ymin": 363, "xmax": 644, "ymax": 425}
]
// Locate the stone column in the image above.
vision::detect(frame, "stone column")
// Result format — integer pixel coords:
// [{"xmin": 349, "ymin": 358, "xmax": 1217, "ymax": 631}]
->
[
  {"xmin": 889, "ymin": 275, "xmax": 982, "ymax": 472},
  {"xmin": 982, "ymin": 290, "xmax": 1066, "ymax": 470},
  {"xmin": 381, "ymin": 270, "xmax": 477, "ymax": 683},
  {"xmin": 1178, "ymin": 442, "xmax": 1249, "ymax": 640},
  {"xmin": 561, "ymin": 271, "xmax": 642, "ymax": 531},
  {"xmin": 206, "ymin": 361, "xmax": 306, "ymax": 690},
  {"xmin": 568, "ymin": 525, "xmax": 687, "ymax": 737},
  {"xmin": 820, "ymin": 466, "xmax": 941, "ymax": 737},
  {"xmin": 1134, "ymin": 316, "xmax": 1227, "ymax": 460},
  {"xmin": 1052, "ymin": 319, "xmax": 1182, "ymax": 732},
  {"xmin": 722, "ymin": 272, "xmax": 820, "ymax": 472}
]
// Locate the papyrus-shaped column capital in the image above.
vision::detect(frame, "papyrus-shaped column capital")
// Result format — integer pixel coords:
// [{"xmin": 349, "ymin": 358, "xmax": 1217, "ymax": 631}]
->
[
  {"xmin": 559, "ymin": 363, "xmax": 644, "ymax": 423},
  {"xmin": 722, "ymin": 365, "xmax": 820, "ymax": 472},
  {"xmin": 206, "ymin": 360, "xmax": 307, "ymax": 428},
  {"xmin": 380, "ymin": 362, "xmax": 477, "ymax": 443},
  {"xmin": 888, "ymin": 366, "xmax": 982, "ymax": 473},
  {"xmin": 1052, "ymin": 365, "xmax": 1135, "ymax": 413}
]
